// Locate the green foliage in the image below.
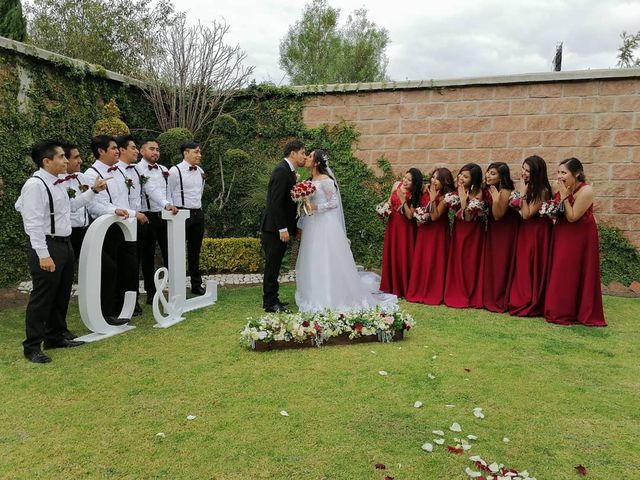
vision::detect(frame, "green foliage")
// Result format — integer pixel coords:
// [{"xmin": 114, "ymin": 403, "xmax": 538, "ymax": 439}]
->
[
  {"xmin": 199, "ymin": 237, "xmax": 262, "ymax": 273},
  {"xmin": 0, "ymin": 0, "xmax": 27, "ymax": 41},
  {"xmin": 279, "ymin": 0, "xmax": 389, "ymax": 85},
  {"xmin": 0, "ymin": 48, "xmax": 157, "ymax": 287},
  {"xmin": 92, "ymin": 98, "xmax": 130, "ymax": 136},
  {"xmin": 599, "ymin": 225, "xmax": 640, "ymax": 286},
  {"xmin": 25, "ymin": 0, "xmax": 177, "ymax": 76},
  {"xmin": 157, "ymin": 127, "xmax": 193, "ymax": 166},
  {"xmin": 617, "ymin": 30, "xmax": 640, "ymax": 67}
]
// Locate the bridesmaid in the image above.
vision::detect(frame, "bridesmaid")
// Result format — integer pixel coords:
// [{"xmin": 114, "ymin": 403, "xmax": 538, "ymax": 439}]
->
[
  {"xmin": 380, "ymin": 168, "xmax": 423, "ymax": 298},
  {"xmin": 482, "ymin": 162, "xmax": 520, "ymax": 313},
  {"xmin": 406, "ymin": 168, "xmax": 455, "ymax": 305},
  {"xmin": 508, "ymin": 155, "xmax": 553, "ymax": 317},
  {"xmin": 444, "ymin": 163, "xmax": 486, "ymax": 308},
  {"xmin": 544, "ymin": 158, "xmax": 607, "ymax": 326}
]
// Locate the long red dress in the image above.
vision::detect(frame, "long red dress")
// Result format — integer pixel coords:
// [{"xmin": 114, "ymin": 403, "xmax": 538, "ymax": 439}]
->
[
  {"xmin": 544, "ymin": 185, "xmax": 607, "ymax": 326},
  {"xmin": 508, "ymin": 208, "xmax": 552, "ymax": 317},
  {"xmin": 380, "ymin": 188, "xmax": 415, "ymax": 298},
  {"xmin": 406, "ymin": 192, "xmax": 450, "ymax": 305},
  {"xmin": 444, "ymin": 195, "xmax": 485, "ymax": 308},
  {"xmin": 482, "ymin": 190, "xmax": 520, "ymax": 313}
]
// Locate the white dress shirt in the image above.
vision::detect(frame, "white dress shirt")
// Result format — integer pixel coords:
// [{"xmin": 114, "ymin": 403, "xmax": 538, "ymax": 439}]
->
[
  {"xmin": 118, "ymin": 160, "xmax": 143, "ymax": 211},
  {"xmin": 59, "ymin": 172, "xmax": 91, "ymax": 228},
  {"xmin": 84, "ymin": 160, "xmax": 136, "ymax": 219},
  {"xmin": 168, "ymin": 160, "xmax": 205, "ymax": 209},
  {"xmin": 15, "ymin": 168, "xmax": 96, "ymax": 259},
  {"xmin": 138, "ymin": 158, "xmax": 171, "ymax": 212}
]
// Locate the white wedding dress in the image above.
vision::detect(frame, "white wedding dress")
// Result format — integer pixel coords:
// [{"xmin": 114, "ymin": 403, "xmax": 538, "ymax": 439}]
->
[{"xmin": 295, "ymin": 177, "xmax": 397, "ymax": 313}]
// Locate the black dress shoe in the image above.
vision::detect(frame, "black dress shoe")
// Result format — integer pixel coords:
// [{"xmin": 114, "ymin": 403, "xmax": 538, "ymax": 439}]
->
[
  {"xmin": 24, "ymin": 351, "xmax": 52, "ymax": 363},
  {"xmin": 43, "ymin": 339, "xmax": 85, "ymax": 349},
  {"xmin": 62, "ymin": 330, "xmax": 77, "ymax": 340},
  {"xmin": 106, "ymin": 316, "xmax": 129, "ymax": 326},
  {"xmin": 264, "ymin": 303, "xmax": 291, "ymax": 314},
  {"xmin": 132, "ymin": 302, "xmax": 143, "ymax": 317},
  {"xmin": 191, "ymin": 284, "xmax": 206, "ymax": 295}
]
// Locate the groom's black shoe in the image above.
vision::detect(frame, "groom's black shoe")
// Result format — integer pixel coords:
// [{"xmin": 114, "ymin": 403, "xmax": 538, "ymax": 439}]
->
[
  {"xmin": 191, "ymin": 284, "xmax": 206, "ymax": 296},
  {"xmin": 265, "ymin": 303, "xmax": 291, "ymax": 314}
]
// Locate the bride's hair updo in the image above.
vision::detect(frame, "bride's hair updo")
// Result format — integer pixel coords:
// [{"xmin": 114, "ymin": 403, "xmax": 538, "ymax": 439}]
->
[{"xmin": 312, "ymin": 149, "xmax": 337, "ymax": 187}]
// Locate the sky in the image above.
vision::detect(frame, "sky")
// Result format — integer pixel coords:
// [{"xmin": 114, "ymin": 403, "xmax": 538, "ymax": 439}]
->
[{"xmin": 175, "ymin": 0, "xmax": 640, "ymax": 84}]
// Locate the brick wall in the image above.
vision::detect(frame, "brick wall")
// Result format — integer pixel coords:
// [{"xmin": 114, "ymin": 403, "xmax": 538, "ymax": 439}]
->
[{"xmin": 300, "ymin": 71, "xmax": 640, "ymax": 246}]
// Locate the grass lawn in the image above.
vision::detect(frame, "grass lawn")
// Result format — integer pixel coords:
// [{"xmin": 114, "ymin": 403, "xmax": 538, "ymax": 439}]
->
[{"xmin": 0, "ymin": 286, "xmax": 638, "ymax": 479}]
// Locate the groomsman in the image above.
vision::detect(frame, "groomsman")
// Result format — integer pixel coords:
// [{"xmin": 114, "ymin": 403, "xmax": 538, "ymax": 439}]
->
[
  {"xmin": 16, "ymin": 140, "xmax": 107, "ymax": 363},
  {"xmin": 168, "ymin": 141, "xmax": 206, "ymax": 295},
  {"xmin": 116, "ymin": 135, "xmax": 146, "ymax": 315},
  {"xmin": 138, "ymin": 139, "xmax": 178, "ymax": 303},
  {"xmin": 60, "ymin": 142, "xmax": 90, "ymax": 261},
  {"xmin": 84, "ymin": 135, "xmax": 144, "ymax": 325}
]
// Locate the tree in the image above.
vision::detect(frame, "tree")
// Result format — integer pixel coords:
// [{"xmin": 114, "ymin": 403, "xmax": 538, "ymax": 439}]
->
[
  {"xmin": 279, "ymin": 0, "xmax": 389, "ymax": 85},
  {"xmin": 0, "ymin": 0, "xmax": 27, "ymax": 41},
  {"xmin": 25, "ymin": 0, "xmax": 176, "ymax": 75},
  {"xmin": 617, "ymin": 31, "xmax": 640, "ymax": 67}
]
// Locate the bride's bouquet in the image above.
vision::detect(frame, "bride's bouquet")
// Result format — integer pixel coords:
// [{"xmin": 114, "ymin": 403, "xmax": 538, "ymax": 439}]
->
[
  {"xmin": 291, "ymin": 180, "xmax": 317, "ymax": 217},
  {"xmin": 375, "ymin": 201, "xmax": 392, "ymax": 220}
]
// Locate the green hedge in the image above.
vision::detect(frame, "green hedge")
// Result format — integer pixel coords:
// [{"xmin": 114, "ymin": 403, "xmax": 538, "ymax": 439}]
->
[
  {"xmin": 199, "ymin": 237, "xmax": 262, "ymax": 273},
  {"xmin": 599, "ymin": 225, "xmax": 640, "ymax": 286}
]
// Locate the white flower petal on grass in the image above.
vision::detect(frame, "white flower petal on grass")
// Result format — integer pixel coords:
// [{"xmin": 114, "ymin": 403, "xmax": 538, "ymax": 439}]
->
[
  {"xmin": 520, "ymin": 471, "xmax": 529, "ymax": 478},
  {"xmin": 450, "ymin": 422, "xmax": 462, "ymax": 432},
  {"xmin": 421, "ymin": 442, "xmax": 433, "ymax": 452},
  {"xmin": 503, "ymin": 437, "xmax": 510, "ymax": 443},
  {"xmin": 427, "ymin": 373, "xmax": 436, "ymax": 380},
  {"xmin": 378, "ymin": 370, "xmax": 388, "ymax": 376},
  {"xmin": 473, "ymin": 407, "xmax": 485, "ymax": 419},
  {"xmin": 465, "ymin": 467, "xmax": 482, "ymax": 478},
  {"xmin": 414, "ymin": 401, "xmax": 423, "ymax": 408},
  {"xmin": 155, "ymin": 432, "xmax": 165, "ymax": 438},
  {"xmin": 370, "ymin": 351, "xmax": 376, "ymax": 354},
  {"xmin": 432, "ymin": 430, "xmax": 445, "ymax": 436},
  {"xmin": 489, "ymin": 462, "xmax": 500, "ymax": 473},
  {"xmin": 446, "ymin": 404, "xmax": 456, "ymax": 408},
  {"xmin": 280, "ymin": 410, "xmax": 289, "ymax": 417},
  {"xmin": 469, "ymin": 455, "xmax": 486, "ymax": 465},
  {"xmin": 434, "ymin": 438, "xmax": 445, "ymax": 445},
  {"xmin": 186, "ymin": 415, "xmax": 197, "ymax": 420},
  {"xmin": 432, "ymin": 355, "xmax": 437, "ymax": 359},
  {"xmin": 462, "ymin": 443, "xmax": 472, "ymax": 451},
  {"xmin": 467, "ymin": 434, "xmax": 478, "ymax": 440}
]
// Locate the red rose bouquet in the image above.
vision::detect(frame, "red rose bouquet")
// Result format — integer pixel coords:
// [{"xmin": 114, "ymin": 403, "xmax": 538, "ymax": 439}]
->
[{"xmin": 290, "ymin": 180, "xmax": 317, "ymax": 216}]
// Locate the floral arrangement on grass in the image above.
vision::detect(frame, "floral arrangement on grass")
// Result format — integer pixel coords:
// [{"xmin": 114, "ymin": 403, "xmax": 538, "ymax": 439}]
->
[{"xmin": 240, "ymin": 308, "xmax": 415, "ymax": 349}]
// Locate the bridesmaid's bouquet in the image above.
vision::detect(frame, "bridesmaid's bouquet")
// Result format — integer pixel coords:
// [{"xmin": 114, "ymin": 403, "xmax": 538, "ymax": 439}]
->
[
  {"xmin": 508, "ymin": 190, "xmax": 522, "ymax": 210},
  {"xmin": 413, "ymin": 204, "xmax": 431, "ymax": 224},
  {"xmin": 467, "ymin": 199, "xmax": 488, "ymax": 219},
  {"xmin": 540, "ymin": 198, "xmax": 561, "ymax": 219},
  {"xmin": 375, "ymin": 201, "xmax": 392, "ymax": 220},
  {"xmin": 291, "ymin": 180, "xmax": 317, "ymax": 217},
  {"xmin": 444, "ymin": 192, "xmax": 460, "ymax": 209}
]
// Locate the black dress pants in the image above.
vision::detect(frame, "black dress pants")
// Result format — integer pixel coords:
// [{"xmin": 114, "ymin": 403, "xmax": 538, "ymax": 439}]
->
[
  {"xmin": 23, "ymin": 237, "xmax": 74, "ymax": 354},
  {"xmin": 261, "ymin": 231, "xmax": 287, "ymax": 308},
  {"xmin": 101, "ymin": 225, "xmax": 138, "ymax": 318},
  {"xmin": 185, "ymin": 208, "xmax": 204, "ymax": 286},
  {"xmin": 138, "ymin": 212, "xmax": 168, "ymax": 297},
  {"xmin": 70, "ymin": 226, "xmax": 87, "ymax": 261}
]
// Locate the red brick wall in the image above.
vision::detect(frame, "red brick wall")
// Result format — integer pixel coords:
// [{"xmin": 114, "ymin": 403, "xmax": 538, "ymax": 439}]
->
[{"xmin": 302, "ymin": 78, "xmax": 640, "ymax": 246}]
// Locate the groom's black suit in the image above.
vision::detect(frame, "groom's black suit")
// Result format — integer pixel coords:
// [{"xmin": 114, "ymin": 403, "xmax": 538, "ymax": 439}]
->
[{"xmin": 261, "ymin": 159, "xmax": 297, "ymax": 309}]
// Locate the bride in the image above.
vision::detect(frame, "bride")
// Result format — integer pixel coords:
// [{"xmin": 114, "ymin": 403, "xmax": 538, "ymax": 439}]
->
[{"xmin": 295, "ymin": 149, "xmax": 397, "ymax": 313}]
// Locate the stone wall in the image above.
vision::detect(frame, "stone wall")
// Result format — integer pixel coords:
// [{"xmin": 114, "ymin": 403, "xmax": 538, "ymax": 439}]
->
[{"xmin": 300, "ymin": 70, "xmax": 640, "ymax": 246}]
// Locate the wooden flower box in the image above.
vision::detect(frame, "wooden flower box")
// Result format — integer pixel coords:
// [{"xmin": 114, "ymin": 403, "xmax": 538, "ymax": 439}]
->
[{"xmin": 252, "ymin": 329, "xmax": 404, "ymax": 351}]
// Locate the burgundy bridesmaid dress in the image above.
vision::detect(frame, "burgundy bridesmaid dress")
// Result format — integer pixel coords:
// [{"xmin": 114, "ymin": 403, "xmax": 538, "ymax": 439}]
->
[
  {"xmin": 380, "ymin": 188, "xmax": 416, "ymax": 298},
  {"xmin": 482, "ymin": 191, "xmax": 520, "ymax": 313},
  {"xmin": 544, "ymin": 185, "xmax": 607, "ymax": 326},
  {"xmin": 508, "ymin": 209, "xmax": 552, "ymax": 317},
  {"xmin": 444, "ymin": 198, "xmax": 485, "ymax": 308},
  {"xmin": 406, "ymin": 192, "xmax": 450, "ymax": 305}
]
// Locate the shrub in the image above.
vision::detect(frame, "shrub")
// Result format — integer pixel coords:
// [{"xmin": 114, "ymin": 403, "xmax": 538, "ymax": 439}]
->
[
  {"xmin": 199, "ymin": 237, "xmax": 263, "ymax": 273},
  {"xmin": 92, "ymin": 98, "xmax": 130, "ymax": 136},
  {"xmin": 157, "ymin": 127, "xmax": 193, "ymax": 166},
  {"xmin": 599, "ymin": 225, "xmax": 640, "ymax": 286}
]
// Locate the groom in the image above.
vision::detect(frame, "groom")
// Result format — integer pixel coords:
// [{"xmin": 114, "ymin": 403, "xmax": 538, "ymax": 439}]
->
[{"xmin": 261, "ymin": 139, "xmax": 306, "ymax": 313}]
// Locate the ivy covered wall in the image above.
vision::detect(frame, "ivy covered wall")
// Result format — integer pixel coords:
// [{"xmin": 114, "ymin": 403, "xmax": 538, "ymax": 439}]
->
[{"xmin": 0, "ymin": 47, "xmax": 156, "ymax": 286}]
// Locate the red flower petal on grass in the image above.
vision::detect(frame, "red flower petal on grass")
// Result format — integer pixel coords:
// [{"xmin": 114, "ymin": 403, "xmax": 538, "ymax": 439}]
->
[
  {"xmin": 374, "ymin": 463, "xmax": 386, "ymax": 469},
  {"xmin": 447, "ymin": 446, "xmax": 463, "ymax": 454},
  {"xmin": 384, "ymin": 477, "xmax": 394, "ymax": 480},
  {"xmin": 575, "ymin": 465, "xmax": 588, "ymax": 476}
]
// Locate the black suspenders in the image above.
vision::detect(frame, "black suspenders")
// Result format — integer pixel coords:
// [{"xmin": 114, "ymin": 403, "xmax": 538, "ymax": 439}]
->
[
  {"xmin": 176, "ymin": 166, "xmax": 185, "ymax": 207},
  {"xmin": 89, "ymin": 166, "xmax": 112, "ymax": 203},
  {"xmin": 33, "ymin": 176, "xmax": 55, "ymax": 235}
]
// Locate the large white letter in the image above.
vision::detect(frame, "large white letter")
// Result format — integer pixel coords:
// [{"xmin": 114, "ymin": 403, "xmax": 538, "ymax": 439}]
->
[
  {"xmin": 152, "ymin": 209, "xmax": 217, "ymax": 328},
  {"xmin": 76, "ymin": 215, "xmax": 137, "ymax": 342}
]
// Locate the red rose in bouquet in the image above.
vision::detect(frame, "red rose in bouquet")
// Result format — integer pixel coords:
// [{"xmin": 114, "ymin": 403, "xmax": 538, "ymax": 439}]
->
[{"xmin": 290, "ymin": 180, "xmax": 317, "ymax": 217}]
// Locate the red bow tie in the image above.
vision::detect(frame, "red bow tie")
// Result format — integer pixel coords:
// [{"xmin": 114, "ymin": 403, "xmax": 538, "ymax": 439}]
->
[
  {"xmin": 107, "ymin": 166, "xmax": 118, "ymax": 172},
  {"xmin": 188, "ymin": 166, "xmax": 197, "ymax": 171},
  {"xmin": 126, "ymin": 164, "xmax": 136, "ymax": 169},
  {"xmin": 54, "ymin": 179, "xmax": 64, "ymax": 185},
  {"xmin": 148, "ymin": 164, "xmax": 159, "ymax": 170},
  {"xmin": 64, "ymin": 174, "xmax": 78, "ymax": 181}
]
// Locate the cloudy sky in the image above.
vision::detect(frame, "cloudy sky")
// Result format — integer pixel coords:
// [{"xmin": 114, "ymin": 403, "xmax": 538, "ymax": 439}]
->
[{"xmin": 177, "ymin": 0, "xmax": 640, "ymax": 84}]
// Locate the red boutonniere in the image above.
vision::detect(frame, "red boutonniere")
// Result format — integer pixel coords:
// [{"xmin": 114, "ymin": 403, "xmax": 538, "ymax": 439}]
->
[
  {"xmin": 67, "ymin": 187, "xmax": 76, "ymax": 199},
  {"xmin": 125, "ymin": 178, "xmax": 134, "ymax": 192},
  {"xmin": 140, "ymin": 174, "xmax": 149, "ymax": 185},
  {"xmin": 80, "ymin": 184, "xmax": 89, "ymax": 192},
  {"xmin": 162, "ymin": 171, "xmax": 170, "ymax": 179}
]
